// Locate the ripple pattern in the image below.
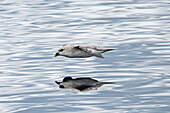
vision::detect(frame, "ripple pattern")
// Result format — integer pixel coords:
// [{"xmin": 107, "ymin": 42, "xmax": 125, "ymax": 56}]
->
[{"xmin": 0, "ymin": 0, "xmax": 170, "ymax": 113}]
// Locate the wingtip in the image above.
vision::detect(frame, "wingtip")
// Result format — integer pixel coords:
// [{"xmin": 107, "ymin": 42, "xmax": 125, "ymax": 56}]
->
[
  {"xmin": 98, "ymin": 55, "xmax": 104, "ymax": 58},
  {"xmin": 100, "ymin": 55, "xmax": 104, "ymax": 58}
]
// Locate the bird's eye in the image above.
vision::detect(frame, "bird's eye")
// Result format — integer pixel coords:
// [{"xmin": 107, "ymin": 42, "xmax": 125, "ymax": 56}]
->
[{"xmin": 59, "ymin": 49, "xmax": 64, "ymax": 52}]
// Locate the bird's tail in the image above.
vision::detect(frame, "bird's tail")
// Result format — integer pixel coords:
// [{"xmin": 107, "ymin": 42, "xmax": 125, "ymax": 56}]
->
[
  {"xmin": 97, "ymin": 48, "xmax": 115, "ymax": 53},
  {"xmin": 101, "ymin": 82, "xmax": 116, "ymax": 84},
  {"xmin": 103, "ymin": 48, "xmax": 115, "ymax": 52}
]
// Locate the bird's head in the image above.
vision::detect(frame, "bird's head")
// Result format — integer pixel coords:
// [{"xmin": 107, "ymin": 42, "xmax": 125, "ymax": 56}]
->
[
  {"xmin": 54, "ymin": 47, "xmax": 64, "ymax": 57},
  {"xmin": 54, "ymin": 45, "xmax": 70, "ymax": 57}
]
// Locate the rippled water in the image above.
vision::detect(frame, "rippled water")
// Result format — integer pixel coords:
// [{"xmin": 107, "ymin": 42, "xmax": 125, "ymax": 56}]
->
[{"xmin": 0, "ymin": 0, "xmax": 170, "ymax": 113}]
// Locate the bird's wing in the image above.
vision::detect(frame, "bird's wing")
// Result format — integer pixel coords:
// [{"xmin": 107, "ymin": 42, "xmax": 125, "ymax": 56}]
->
[
  {"xmin": 74, "ymin": 45, "xmax": 104, "ymax": 58},
  {"xmin": 74, "ymin": 85, "xmax": 92, "ymax": 91},
  {"xmin": 75, "ymin": 78, "xmax": 99, "ymax": 82},
  {"xmin": 75, "ymin": 85, "xmax": 103, "ymax": 91}
]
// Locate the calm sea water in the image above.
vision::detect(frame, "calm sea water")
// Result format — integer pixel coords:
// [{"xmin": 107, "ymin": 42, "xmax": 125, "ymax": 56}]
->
[{"xmin": 0, "ymin": 0, "xmax": 170, "ymax": 113}]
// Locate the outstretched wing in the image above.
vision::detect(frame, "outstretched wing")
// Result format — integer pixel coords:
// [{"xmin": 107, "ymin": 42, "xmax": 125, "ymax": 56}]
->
[
  {"xmin": 74, "ymin": 84, "xmax": 103, "ymax": 91},
  {"xmin": 74, "ymin": 85, "xmax": 92, "ymax": 91},
  {"xmin": 75, "ymin": 77, "xmax": 99, "ymax": 82},
  {"xmin": 74, "ymin": 45, "xmax": 104, "ymax": 58}
]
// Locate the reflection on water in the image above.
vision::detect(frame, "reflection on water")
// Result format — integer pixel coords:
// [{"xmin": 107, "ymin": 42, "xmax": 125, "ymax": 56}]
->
[
  {"xmin": 55, "ymin": 76, "xmax": 115, "ymax": 92},
  {"xmin": 0, "ymin": 0, "xmax": 170, "ymax": 113}
]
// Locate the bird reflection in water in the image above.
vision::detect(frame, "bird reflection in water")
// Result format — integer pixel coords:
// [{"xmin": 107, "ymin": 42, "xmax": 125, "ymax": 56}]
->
[{"xmin": 55, "ymin": 76, "xmax": 115, "ymax": 92}]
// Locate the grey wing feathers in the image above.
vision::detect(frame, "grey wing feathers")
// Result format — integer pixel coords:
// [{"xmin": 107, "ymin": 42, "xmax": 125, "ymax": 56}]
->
[
  {"xmin": 77, "ymin": 46, "xmax": 104, "ymax": 58},
  {"xmin": 88, "ymin": 49, "xmax": 104, "ymax": 58}
]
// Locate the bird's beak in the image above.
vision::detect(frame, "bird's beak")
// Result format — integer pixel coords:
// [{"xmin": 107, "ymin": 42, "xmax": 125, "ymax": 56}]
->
[
  {"xmin": 55, "ymin": 81, "xmax": 60, "ymax": 85},
  {"xmin": 54, "ymin": 52, "xmax": 59, "ymax": 57}
]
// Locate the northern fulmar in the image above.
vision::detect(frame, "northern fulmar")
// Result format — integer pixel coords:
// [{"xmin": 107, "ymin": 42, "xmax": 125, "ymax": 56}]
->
[{"xmin": 54, "ymin": 43, "xmax": 115, "ymax": 58}]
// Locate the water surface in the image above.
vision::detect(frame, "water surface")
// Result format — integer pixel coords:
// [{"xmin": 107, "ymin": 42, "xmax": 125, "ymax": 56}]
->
[{"xmin": 0, "ymin": 0, "xmax": 170, "ymax": 113}]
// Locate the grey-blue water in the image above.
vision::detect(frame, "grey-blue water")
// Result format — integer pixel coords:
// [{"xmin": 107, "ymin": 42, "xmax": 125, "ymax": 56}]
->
[{"xmin": 0, "ymin": 0, "xmax": 170, "ymax": 113}]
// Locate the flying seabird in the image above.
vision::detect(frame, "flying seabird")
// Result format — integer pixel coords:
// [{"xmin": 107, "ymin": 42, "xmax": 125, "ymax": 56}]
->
[{"xmin": 54, "ymin": 43, "xmax": 115, "ymax": 58}]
